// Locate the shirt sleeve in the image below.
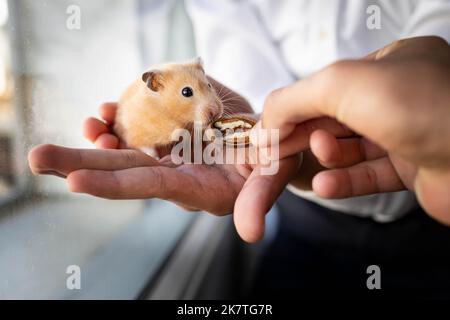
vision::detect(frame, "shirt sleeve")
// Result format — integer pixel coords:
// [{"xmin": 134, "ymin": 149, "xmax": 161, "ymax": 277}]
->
[{"xmin": 184, "ymin": 0, "xmax": 295, "ymax": 112}]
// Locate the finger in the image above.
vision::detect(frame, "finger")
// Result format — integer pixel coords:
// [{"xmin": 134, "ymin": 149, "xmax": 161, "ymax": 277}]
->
[
  {"xmin": 415, "ymin": 168, "xmax": 450, "ymax": 225},
  {"xmin": 253, "ymin": 60, "xmax": 376, "ymax": 147},
  {"xmin": 255, "ymin": 117, "xmax": 355, "ymax": 160},
  {"xmin": 94, "ymin": 133, "xmax": 119, "ymax": 149},
  {"xmin": 312, "ymin": 157, "xmax": 405, "ymax": 198},
  {"xmin": 259, "ymin": 37, "xmax": 450, "ymax": 137},
  {"xmin": 83, "ymin": 117, "xmax": 109, "ymax": 142},
  {"xmin": 83, "ymin": 114, "xmax": 120, "ymax": 149},
  {"xmin": 28, "ymin": 144, "xmax": 159, "ymax": 177},
  {"xmin": 67, "ymin": 166, "xmax": 184, "ymax": 200},
  {"xmin": 234, "ymin": 155, "xmax": 300, "ymax": 243},
  {"xmin": 310, "ymin": 129, "xmax": 386, "ymax": 168},
  {"xmin": 256, "ymin": 37, "xmax": 450, "ymax": 149},
  {"xmin": 99, "ymin": 102, "xmax": 118, "ymax": 124},
  {"xmin": 67, "ymin": 165, "xmax": 238, "ymax": 214}
]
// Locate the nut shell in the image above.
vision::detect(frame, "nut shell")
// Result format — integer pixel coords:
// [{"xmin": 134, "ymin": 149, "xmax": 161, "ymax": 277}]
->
[{"xmin": 206, "ymin": 116, "xmax": 256, "ymax": 147}]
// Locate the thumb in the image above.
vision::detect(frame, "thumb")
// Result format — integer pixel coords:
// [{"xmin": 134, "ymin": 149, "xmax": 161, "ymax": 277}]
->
[
  {"xmin": 415, "ymin": 168, "xmax": 450, "ymax": 226},
  {"xmin": 233, "ymin": 155, "xmax": 300, "ymax": 243}
]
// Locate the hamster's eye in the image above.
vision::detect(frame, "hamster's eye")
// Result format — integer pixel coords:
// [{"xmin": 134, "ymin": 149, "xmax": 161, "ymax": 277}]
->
[
  {"xmin": 208, "ymin": 83, "xmax": 212, "ymax": 88},
  {"xmin": 181, "ymin": 87, "xmax": 193, "ymax": 97}
]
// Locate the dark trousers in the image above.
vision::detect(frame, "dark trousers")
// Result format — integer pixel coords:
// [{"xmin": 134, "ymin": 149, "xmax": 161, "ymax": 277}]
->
[{"xmin": 250, "ymin": 190, "xmax": 450, "ymax": 299}]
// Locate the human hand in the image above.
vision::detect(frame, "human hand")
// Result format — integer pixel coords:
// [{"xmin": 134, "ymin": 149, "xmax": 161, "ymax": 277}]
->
[
  {"xmin": 29, "ymin": 102, "xmax": 299, "ymax": 243},
  {"xmin": 254, "ymin": 36, "xmax": 450, "ymax": 224}
]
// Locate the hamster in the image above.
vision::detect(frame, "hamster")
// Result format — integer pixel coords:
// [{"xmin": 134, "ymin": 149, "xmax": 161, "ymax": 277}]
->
[{"xmin": 114, "ymin": 58, "xmax": 224, "ymax": 155}]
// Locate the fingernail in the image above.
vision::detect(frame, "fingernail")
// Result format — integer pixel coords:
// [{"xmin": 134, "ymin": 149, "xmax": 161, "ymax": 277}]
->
[{"xmin": 38, "ymin": 170, "xmax": 67, "ymax": 178}]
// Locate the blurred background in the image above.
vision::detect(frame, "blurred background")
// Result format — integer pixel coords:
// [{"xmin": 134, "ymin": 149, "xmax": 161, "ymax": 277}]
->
[{"xmin": 0, "ymin": 0, "xmax": 258, "ymax": 299}]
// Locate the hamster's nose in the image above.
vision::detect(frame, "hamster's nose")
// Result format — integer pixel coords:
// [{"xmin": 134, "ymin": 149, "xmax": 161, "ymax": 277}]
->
[
  {"xmin": 207, "ymin": 110, "xmax": 216, "ymax": 122},
  {"xmin": 206, "ymin": 108, "xmax": 220, "ymax": 123}
]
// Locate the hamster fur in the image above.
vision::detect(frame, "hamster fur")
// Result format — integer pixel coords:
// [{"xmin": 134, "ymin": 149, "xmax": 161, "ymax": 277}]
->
[{"xmin": 114, "ymin": 58, "xmax": 223, "ymax": 152}]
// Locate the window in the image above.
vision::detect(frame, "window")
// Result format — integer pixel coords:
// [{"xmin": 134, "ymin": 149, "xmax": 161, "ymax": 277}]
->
[
  {"xmin": 0, "ymin": 0, "xmax": 24, "ymax": 203},
  {"xmin": 0, "ymin": 0, "xmax": 232, "ymax": 299}
]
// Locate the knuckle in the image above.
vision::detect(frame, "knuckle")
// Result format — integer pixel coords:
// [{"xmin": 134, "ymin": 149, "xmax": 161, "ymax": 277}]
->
[
  {"xmin": 109, "ymin": 171, "xmax": 124, "ymax": 198},
  {"xmin": 364, "ymin": 165, "xmax": 379, "ymax": 193},
  {"xmin": 75, "ymin": 149, "xmax": 84, "ymax": 166},
  {"xmin": 122, "ymin": 150, "xmax": 137, "ymax": 167},
  {"xmin": 152, "ymin": 168, "xmax": 169, "ymax": 198}
]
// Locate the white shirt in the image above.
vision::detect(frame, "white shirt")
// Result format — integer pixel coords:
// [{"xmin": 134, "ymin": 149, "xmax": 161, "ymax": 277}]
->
[{"xmin": 185, "ymin": 0, "xmax": 450, "ymax": 221}]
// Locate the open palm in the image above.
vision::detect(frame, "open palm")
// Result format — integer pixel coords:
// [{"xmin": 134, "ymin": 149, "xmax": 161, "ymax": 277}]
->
[{"xmin": 29, "ymin": 103, "xmax": 299, "ymax": 242}]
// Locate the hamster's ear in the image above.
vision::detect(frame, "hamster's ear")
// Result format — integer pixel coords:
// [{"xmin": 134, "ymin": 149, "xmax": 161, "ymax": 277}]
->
[
  {"xmin": 142, "ymin": 70, "xmax": 164, "ymax": 92},
  {"xmin": 193, "ymin": 57, "xmax": 205, "ymax": 74}
]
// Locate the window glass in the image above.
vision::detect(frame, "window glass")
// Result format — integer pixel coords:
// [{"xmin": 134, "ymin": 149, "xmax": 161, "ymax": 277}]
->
[
  {"xmin": 0, "ymin": 0, "xmax": 195, "ymax": 299},
  {"xmin": 0, "ymin": 0, "xmax": 15, "ymax": 201}
]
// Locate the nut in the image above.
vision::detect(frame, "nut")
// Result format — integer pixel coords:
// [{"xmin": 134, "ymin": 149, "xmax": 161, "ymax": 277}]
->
[{"xmin": 206, "ymin": 116, "xmax": 256, "ymax": 147}]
